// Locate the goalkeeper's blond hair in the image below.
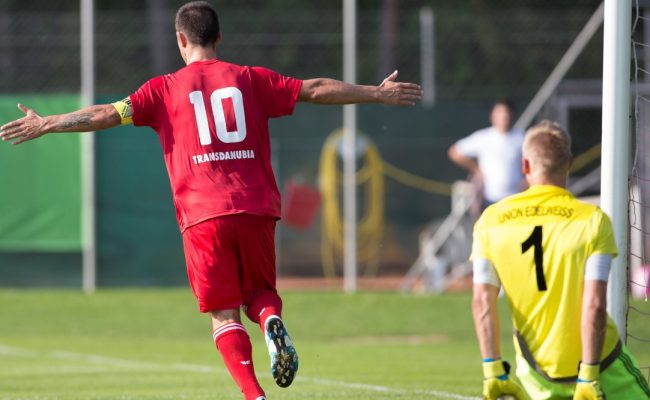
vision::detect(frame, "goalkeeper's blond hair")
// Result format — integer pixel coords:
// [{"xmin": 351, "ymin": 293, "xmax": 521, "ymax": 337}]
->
[{"xmin": 523, "ymin": 120, "xmax": 572, "ymax": 178}]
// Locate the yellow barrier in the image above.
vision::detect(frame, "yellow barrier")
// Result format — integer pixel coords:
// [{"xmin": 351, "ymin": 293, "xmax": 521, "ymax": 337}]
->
[
  {"xmin": 570, "ymin": 143, "xmax": 601, "ymax": 173},
  {"xmin": 319, "ymin": 129, "xmax": 451, "ymax": 279}
]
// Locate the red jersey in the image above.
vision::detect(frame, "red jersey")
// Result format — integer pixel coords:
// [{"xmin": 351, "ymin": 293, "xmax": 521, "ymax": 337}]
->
[{"xmin": 129, "ymin": 59, "xmax": 302, "ymax": 231}]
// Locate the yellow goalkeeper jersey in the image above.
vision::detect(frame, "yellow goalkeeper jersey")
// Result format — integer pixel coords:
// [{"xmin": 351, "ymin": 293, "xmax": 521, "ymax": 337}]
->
[{"xmin": 472, "ymin": 184, "xmax": 620, "ymax": 380}]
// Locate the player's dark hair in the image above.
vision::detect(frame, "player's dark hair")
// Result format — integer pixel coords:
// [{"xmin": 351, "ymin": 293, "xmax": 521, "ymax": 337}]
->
[{"xmin": 175, "ymin": 1, "xmax": 220, "ymax": 47}]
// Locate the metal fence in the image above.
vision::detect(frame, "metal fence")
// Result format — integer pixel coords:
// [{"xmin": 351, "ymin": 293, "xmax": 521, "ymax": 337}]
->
[{"xmin": 1, "ymin": 1, "xmax": 603, "ymax": 98}]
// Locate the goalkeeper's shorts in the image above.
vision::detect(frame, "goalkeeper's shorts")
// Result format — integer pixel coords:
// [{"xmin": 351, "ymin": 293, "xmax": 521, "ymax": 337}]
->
[{"xmin": 515, "ymin": 343, "xmax": 650, "ymax": 399}]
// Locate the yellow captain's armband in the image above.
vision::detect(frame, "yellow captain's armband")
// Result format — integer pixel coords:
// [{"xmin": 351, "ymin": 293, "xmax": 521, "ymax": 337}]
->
[{"xmin": 111, "ymin": 97, "xmax": 133, "ymax": 125}]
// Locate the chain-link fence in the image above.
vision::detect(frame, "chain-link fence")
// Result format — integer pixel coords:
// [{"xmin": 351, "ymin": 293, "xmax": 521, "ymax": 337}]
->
[{"xmin": 1, "ymin": 1, "xmax": 604, "ymax": 96}]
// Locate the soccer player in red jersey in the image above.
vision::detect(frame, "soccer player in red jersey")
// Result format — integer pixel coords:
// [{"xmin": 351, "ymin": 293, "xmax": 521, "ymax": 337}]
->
[{"xmin": 0, "ymin": 2, "xmax": 422, "ymax": 399}]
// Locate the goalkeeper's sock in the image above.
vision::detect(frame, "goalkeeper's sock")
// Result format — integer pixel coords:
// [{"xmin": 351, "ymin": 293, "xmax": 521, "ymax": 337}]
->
[
  {"xmin": 213, "ymin": 323, "xmax": 265, "ymax": 400},
  {"xmin": 245, "ymin": 290, "xmax": 283, "ymax": 332}
]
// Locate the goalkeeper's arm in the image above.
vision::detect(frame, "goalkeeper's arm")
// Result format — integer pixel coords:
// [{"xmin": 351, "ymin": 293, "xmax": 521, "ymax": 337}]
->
[
  {"xmin": 0, "ymin": 102, "xmax": 122, "ymax": 145},
  {"xmin": 472, "ymin": 282, "xmax": 501, "ymax": 360},
  {"xmin": 473, "ymin": 282, "xmax": 529, "ymax": 400},
  {"xmin": 581, "ymin": 255, "xmax": 610, "ymax": 366},
  {"xmin": 573, "ymin": 267, "xmax": 609, "ymax": 400}
]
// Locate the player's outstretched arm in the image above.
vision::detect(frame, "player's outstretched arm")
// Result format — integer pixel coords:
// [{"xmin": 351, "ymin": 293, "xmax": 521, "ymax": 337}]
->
[
  {"xmin": 298, "ymin": 70, "xmax": 422, "ymax": 106},
  {"xmin": 0, "ymin": 103, "xmax": 120, "ymax": 145}
]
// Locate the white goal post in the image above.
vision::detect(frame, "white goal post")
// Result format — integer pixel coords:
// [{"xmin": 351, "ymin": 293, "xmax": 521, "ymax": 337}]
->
[
  {"xmin": 601, "ymin": 0, "xmax": 632, "ymax": 340},
  {"xmin": 81, "ymin": 0, "xmax": 97, "ymax": 294}
]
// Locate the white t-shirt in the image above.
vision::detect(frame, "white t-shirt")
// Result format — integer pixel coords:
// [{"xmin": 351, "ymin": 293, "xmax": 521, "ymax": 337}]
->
[{"xmin": 455, "ymin": 126, "xmax": 525, "ymax": 202}]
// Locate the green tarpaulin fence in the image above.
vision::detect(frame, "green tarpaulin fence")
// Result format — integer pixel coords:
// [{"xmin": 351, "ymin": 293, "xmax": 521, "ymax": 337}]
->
[{"xmin": 0, "ymin": 95, "xmax": 81, "ymax": 251}]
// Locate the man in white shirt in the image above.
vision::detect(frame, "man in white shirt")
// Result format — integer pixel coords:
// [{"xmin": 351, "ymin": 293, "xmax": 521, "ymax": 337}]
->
[{"xmin": 448, "ymin": 101, "xmax": 526, "ymax": 209}]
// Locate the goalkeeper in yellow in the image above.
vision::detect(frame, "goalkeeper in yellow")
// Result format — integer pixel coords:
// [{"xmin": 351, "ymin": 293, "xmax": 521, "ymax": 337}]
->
[{"xmin": 471, "ymin": 120, "xmax": 650, "ymax": 400}]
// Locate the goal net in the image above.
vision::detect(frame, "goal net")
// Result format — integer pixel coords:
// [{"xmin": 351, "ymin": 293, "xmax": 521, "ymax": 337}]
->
[{"xmin": 629, "ymin": 0, "xmax": 650, "ymax": 382}]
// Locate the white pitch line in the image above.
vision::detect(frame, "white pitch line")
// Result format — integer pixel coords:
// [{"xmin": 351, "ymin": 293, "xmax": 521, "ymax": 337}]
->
[
  {"xmin": 298, "ymin": 376, "xmax": 480, "ymax": 400},
  {"xmin": 0, "ymin": 344, "xmax": 227, "ymax": 375},
  {"xmin": 1, "ymin": 344, "xmax": 480, "ymax": 400}
]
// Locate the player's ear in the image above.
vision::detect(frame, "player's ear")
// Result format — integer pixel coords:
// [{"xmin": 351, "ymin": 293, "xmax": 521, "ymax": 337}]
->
[
  {"xmin": 215, "ymin": 32, "xmax": 222, "ymax": 47},
  {"xmin": 176, "ymin": 31, "xmax": 187, "ymax": 48},
  {"xmin": 522, "ymin": 157, "xmax": 531, "ymax": 175},
  {"xmin": 176, "ymin": 31, "xmax": 189, "ymax": 63}
]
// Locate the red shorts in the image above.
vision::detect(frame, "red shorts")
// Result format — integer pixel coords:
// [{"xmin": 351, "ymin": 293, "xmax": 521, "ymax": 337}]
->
[{"xmin": 181, "ymin": 213, "xmax": 277, "ymax": 313}]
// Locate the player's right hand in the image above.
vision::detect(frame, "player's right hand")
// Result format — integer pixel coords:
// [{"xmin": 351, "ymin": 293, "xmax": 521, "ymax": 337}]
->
[
  {"xmin": 377, "ymin": 70, "xmax": 423, "ymax": 106},
  {"xmin": 0, "ymin": 104, "xmax": 47, "ymax": 145},
  {"xmin": 573, "ymin": 363, "xmax": 605, "ymax": 400},
  {"xmin": 482, "ymin": 359, "xmax": 529, "ymax": 400}
]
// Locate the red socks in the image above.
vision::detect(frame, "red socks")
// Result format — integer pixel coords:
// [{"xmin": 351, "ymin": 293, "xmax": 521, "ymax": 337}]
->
[
  {"xmin": 245, "ymin": 291, "xmax": 283, "ymax": 332},
  {"xmin": 213, "ymin": 291, "xmax": 283, "ymax": 398},
  {"xmin": 213, "ymin": 323, "xmax": 265, "ymax": 400}
]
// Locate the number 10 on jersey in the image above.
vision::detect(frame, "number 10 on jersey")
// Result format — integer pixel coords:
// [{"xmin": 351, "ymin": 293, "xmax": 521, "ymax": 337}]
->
[{"xmin": 189, "ymin": 87, "xmax": 247, "ymax": 146}]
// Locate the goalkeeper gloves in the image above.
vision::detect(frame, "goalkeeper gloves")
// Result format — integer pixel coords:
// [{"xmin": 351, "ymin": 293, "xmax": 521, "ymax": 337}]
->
[
  {"xmin": 573, "ymin": 363, "xmax": 605, "ymax": 400},
  {"xmin": 482, "ymin": 358, "xmax": 529, "ymax": 400}
]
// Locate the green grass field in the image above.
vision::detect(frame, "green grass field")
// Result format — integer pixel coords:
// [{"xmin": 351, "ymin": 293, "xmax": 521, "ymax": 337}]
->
[{"xmin": 0, "ymin": 289, "xmax": 648, "ymax": 400}]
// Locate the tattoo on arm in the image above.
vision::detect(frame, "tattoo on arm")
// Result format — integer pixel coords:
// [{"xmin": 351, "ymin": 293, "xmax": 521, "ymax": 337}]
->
[{"xmin": 57, "ymin": 112, "xmax": 94, "ymax": 130}]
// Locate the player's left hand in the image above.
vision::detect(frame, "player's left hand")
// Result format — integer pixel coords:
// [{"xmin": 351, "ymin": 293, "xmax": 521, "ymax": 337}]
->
[
  {"xmin": 377, "ymin": 70, "xmax": 423, "ymax": 106},
  {"xmin": 573, "ymin": 363, "xmax": 605, "ymax": 400},
  {"xmin": 0, "ymin": 104, "xmax": 47, "ymax": 145},
  {"xmin": 482, "ymin": 359, "xmax": 529, "ymax": 400},
  {"xmin": 573, "ymin": 380, "xmax": 605, "ymax": 400}
]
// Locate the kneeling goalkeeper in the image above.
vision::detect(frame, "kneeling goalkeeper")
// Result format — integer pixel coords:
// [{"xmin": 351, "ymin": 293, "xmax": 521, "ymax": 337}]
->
[{"xmin": 470, "ymin": 120, "xmax": 650, "ymax": 400}]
